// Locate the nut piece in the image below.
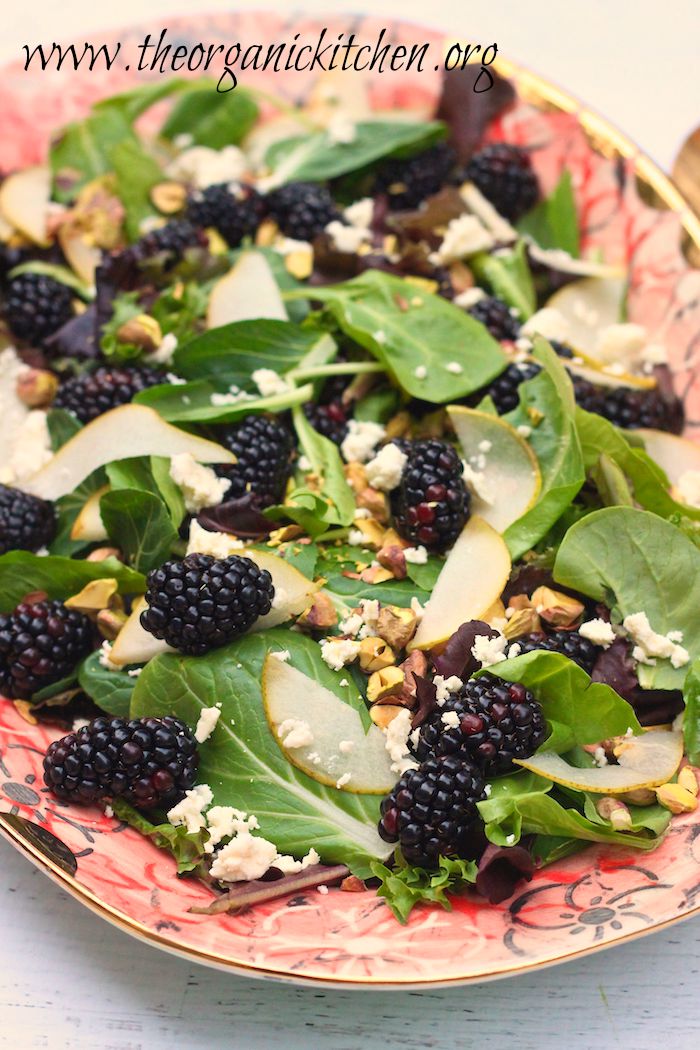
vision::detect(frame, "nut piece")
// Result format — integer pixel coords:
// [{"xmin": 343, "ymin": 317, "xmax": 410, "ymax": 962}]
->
[
  {"xmin": 367, "ymin": 666, "xmax": 405, "ymax": 703},
  {"xmin": 64, "ymin": 578, "xmax": 119, "ymax": 615},
  {"xmin": 296, "ymin": 592, "xmax": 338, "ymax": 630},
  {"xmin": 340, "ymin": 875, "xmax": 366, "ymax": 892},
  {"xmin": 284, "ymin": 247, "xmax": 313, "ymax": 280},
  {"xmin": 359, "ymin": 564, "xmax": 395, "ymax": 585},
  {"xmin": 16, "ymin": 368, "xmax": 59, "ymax": 408},
  {"xmin": 596, "ymin": 796, "xmax": 632, "ymax": 831},
  {"xmin": 116, "ymin": 314, "xmax": 162, "ymax": 352},
  {"xmin": 150, "ymin": 181, "xmax": 187, "ymax": 214},
  {"xmin": 358, "ymin": 636, "xmax": 395, "ymax": 673},
  {"xmin": 531, "ymin": 586, "xmax": 584, "ymax": 628},
  {"xmin": 503, "ymin": 606, "xmax": 542, "ymax": 640},
  {"xmin": 678, "ymin": 766, "xmax": 699, "ymax": 797},
  {"xmin": 96, "ymin": 607, "xmax": 128, "ymax": 640},
  {"xmin": 618, "ymin": 787, "xmax": 657, "ymax": 806},
  {"xmin": 86, "ymin": 547, "xmax": 122, "ymax": 563},
  {"xmin": 656, "ymin": 782, "xmax": 698, "ymax": 814},
  {"xmin": 353, "ymin": 518, "xmax": 386, "ymax": 550},
  {"xmin": 376, "ymin": 544, "xmax": 407, "ymax": 580},
  {"xmin": 376, "ymin": 605, "xmax": 418, "ymax": 650},
  {"xmin": 369, "ymin": 703, "xmax": 405, "ymax": 729},
  {"xmin": 384, "ymin": 411, "xmax": 412, "ymax": 441},
  {"xmin": 357, "ymin": 487, "xmax": 389, "ymax": 522}
]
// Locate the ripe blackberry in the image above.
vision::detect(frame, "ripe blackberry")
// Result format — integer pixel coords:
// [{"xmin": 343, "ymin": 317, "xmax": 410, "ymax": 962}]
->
[
  {"xmin": 570, "ymin": 374, "xmax": 683, "ymax": 433},
  {"xmin": 465, "ymin": 143, "xmax": 539, "ymax": 222},
  {"xmin": 373, "ymin": 142, "xmax": 455, "ymax": 210},
  {"xmin": 187, "ymin": 182, "xmax": 266, "ymax": 247},
  {"xmin": 303, "ymin": 400, "xmax": 349, "ymax": 445},
  {"xmin": 0, "ymin": 600, "xmax": 92, "ymax": 699},
  {"xmin": 43, "ymin": 715, "xmax": 199, "ymax": 807},
  {"xmin": 130, "ymin": 219, "xmax": 208, "ymax": 267},
  {"xmin": 378, "ymin": 753, "xmax": 485, "ymax": 868},
  {"xmin": 140, "ymin": 553, "xmax": 274, "ymax": 656},
  {"xmin": 516, "ymin": 629, "xmax": 597, "ymax": 674},
  {"xmin": 476, "ymin": 360, "xmax": 542, "ymax": 414},
  {"xmin": 413, "ymin": 674, "xmax": 547, "ymax": 775},
  {"xmin": 391, "ymin": 439, "xmax": 469, "ymax": 551},
  {"xmin": 467, "ymin": 295, "xmax": 521, "ymax": 341},
  {"xmin": 4, "ymin": 272, "xmax": 74, "ymax": 346},
  {"xmin": 215, "ymin": 414, "xmax": 294, "ymax": 507},
  {"xmin": 266, "ymin": 182, "xmax": 340, "ymax": 241},
  {"xmin": 0, "ymin": 484, "xmax": 55, "ymax": 554},
  {"xmin": 53, "ymin": 364, "xmax": 164, "ymax": 423}
]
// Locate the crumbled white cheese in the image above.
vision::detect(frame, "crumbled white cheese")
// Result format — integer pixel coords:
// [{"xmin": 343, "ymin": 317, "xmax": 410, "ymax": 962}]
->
[
  {"xmin": 210, "ymin": 385, "xmax": 254, "ymax": 407},
  {"xmin": 505, "ymin": 834, "xmax": 516, "ymax": 846},
  {"xmin": 104, "ymin": 804, "xmax": 114, "ymax": 818},
  {"xmin": 319, "ymin": 637, "xmax": 361, "ymax": 671},
  {"xmin": 327, "ymin": 113, "xmax": 356, "ymax": 144},
  {"xmin": 166, "ymin": 146, "xmax": 247, "ymax": 188},
  {"xmin": 414, "ymin": 365, "xmax": 428, "ymax": 380},
  {"xmin": 516, "ymin": 424, "xmax": 532, "ymax": 439},
  {"xmin": 430, "ymin": 214, "xmax": 494, "ymax": 265},
  {"xmin": 446, "ymin": 361, "xmax": 464, "ymax": 375},
  {"xmin": 335, "ymin": 772, "xmax": 352, "ymax": 789},
  {"xmin": 343, "ymin": 197, "xmax": 374, "ymax": 229},
  {"xmin": 340, "ymin": 420, "xmax": 385, "ymax": 464},
  {"xmin": 593, "ymin": 746, "xmax": 609, "ymax": 768},
  {"xmin": 478, "ymin": 440, "xmax": 493, "ymax": 453},
  {"xmin": 471, "ymin": 633, "xmax": 509, "ymax": 667},
  {"xmin": 462, "ymin": 462, "xmax": 495, "ymax": 504},
  {"xmin": 441, "ymin": 711, "xmax": 460, "ymax": 729},
  {"xmin": 338, "ymin": 739, "xmax": 355, "ymax": 754},
  {"xmin": 433, "ymin": 674, "xmax": 463, "ymax": 705},
  {"xmin": 317, "ymin": 884, "xmax": 329, "ymax": 894},
  {"xmin": 403, "ymin": 546, "xmax": 428, "ymax": 565},
  {"xmin": 521, "ymin": 308, "xmax": 571, "ymax": 344},
  {"xmin": 98, "ymin": 640, "xmax": 119, "ymax": 671},
  {"xmin": 339, "ymin": 612, "xmax": 364, "ymax": 636},
  {"xmin": 483, "ymin": 783, "xmax": 492, "ymax": 797},
  {"xmin": 364, "ymin": 442, "xmax": 407, "ymax": 492},
  {"xmin": 186, "ymin": 519, "xmax": 245, "ymax": 558},
  {"xmin": 149, "ymin": 332, "xmax": 178, "ymax": 365},
  {"xmin": 271, "ymin": 236, "xmax": 312, "ymax": 257},
  {"xmin": 325, "ymin": 219, "xmax": 370, "ymax": 254},
  {"xmin": 209, "ymin": 830, "xmax": 279, "ymax": 882},
  {"xmin": 127, "ymin": 667, "xmax": 142, "ymax": 678},
  {"xmin": 507, "ymin": 643, "xmax": 522, "ymax": 660},
  {"xmin": 384, "ymin": 707, "xmax": 419, "ymax": 775},
  {"xmin": 170, "ymin": 453, "xmax": 230, "ymax": 513},
  {"xmin": 359, "ymin": 598, "xmax": 380, "ymax": 626},
  {"xmin": 459, "ymin": 182, "xmax": 519, "ymax": 243},
  {"xmin": 348, "ymin": 529, "xmax": 367, "ymax": 547},
  {"xmin": 307, "ymin": 751, "xmax": 322, "ymax": 765},
  {"xmin": 277, "ymin": 718, "xmax": 314, "ymax": 750},
  {"xmin": 579, "ymin": 618, "xmax": 616, "ymax": 648},
  {"xmin": 72, "ymin": 717, "xmax": 91, "ymax": 731},
  {"xmin": 194, "ymin": 704, "xmax": 222, "ymax": 744},
  {"xmin": 270, "ymin": 649, "xmax": 290, "ymax": 663},
  {"xmin": 623, "ymin": 612, "xmax": 689, "ymax": 669},
  {"xmin": 273, "ymin": 847, "xmax": 321, "ymax": 874},
  {"xmin": 167, "ymin": 784, "xmax": 214, "ymax": 834},
  {"xmin": 298, "ymin": 454, "xmax": 312, "ymax": 472},
  {"xmin": 676, "ymin": 470, "xmax": 700, "ymax": 509},
  {"xmin": 0, "ymin": 409, "xmax": 53, "ymax": 486},
  {"xmin": 205, "ymin": 806, "xmax": 259, "ymax": 851},
  {"xmin": 339, "ymin": 678, "xmax": 349, "ymax": 688},
  {"xmin": 454, "ymin": 286, "xmax": 486, "ymax": 309},
  {"xmin": 251, "ymin": 368, "xmax": 291, "ymax": 398}
]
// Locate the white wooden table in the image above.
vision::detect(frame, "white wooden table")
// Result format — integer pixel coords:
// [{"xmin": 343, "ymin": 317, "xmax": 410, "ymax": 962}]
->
[{"xmin": 2, "ymin": 2, "xmax": 700, "ymax": 1047}]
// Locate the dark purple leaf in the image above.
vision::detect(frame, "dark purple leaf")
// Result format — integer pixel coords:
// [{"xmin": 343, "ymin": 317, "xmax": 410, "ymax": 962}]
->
[
  {"xmin": 591, "ymin": 637, "xmax": 683, "ymax": 726},
  {"xmin": 475, "ymin": 843, "xmax": 534, "ymax": 904},
  {"xmin": 432, "ymin": 620, "xmax": 497, "ymax": 679},
  {"xmin": 436, "ymin": 64, "xmax": 516, "ymax": 165},
  {"xmin": 189, "ymin": 863, "xmax": 349, "ymax": 915},
  {"xmin": 197, "ymin": 494, "xmax": 272, "ymax": 539},
  {"xmin": 411, "ymin": 675, "xmax": 438, "ymax": 729},
  {"xmin": 44, "ymin": 304, "xmax": 99, "ymax": 360}
]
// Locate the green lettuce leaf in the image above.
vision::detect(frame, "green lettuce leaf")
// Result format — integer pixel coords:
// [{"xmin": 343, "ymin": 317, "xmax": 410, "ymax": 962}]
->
[
  {"xmin": 0, "ymin": 552, "xmax": 144, "ymax": 612},
  {"xmin": 370, "ymin": 854, "xmax": 477, "ymax": 924},
  {"xmin": 517, "ymin": 171, "xmax": 580, "ymax": 257},
  {"xmin": 682, "ymin": 658, "xmax": 700, "ymax": 764},
  {"xmin": 470, "ymin": 240, "xmax": 536, "ymax": 319},
  {"xmin": 110, "ymin": 798, "xmax": 208, "ymax": 874},
  {"xmin": 160, "ymin": 83, "xmax": 258, "ymax": 147},
  {"xmin": 78, "ymin": 652, "xmax": 136, "ymax": 717}
]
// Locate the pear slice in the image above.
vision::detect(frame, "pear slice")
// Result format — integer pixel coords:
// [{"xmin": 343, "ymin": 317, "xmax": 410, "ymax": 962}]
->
[
  {"xmin": 0, "ymin": 166, "xmax": 52, "ymax": 246},
  {"xmin": 527, "ymin": 244, "xmax": 624, "ymax": 279},
  {"xmin": 58, "ymin": 226, "xmax": 101, "ymax": 285},
  {"xmin": 448, "ymin": 406, "xmax": 541, "ymax": 532},
  {"xmin": 70, "ymin": 486, "xmax": 109, "ymax": 542},
  {"xmin": 516, "ymin": 730, "xmax": 683, "ymax": 793},
  {"xmin": 545, "ymin": 276, "xmax": 627, "ymax": 357},
  {"xmin": 564, "ymin": 355, "xmax": 655, "ymax": 391},
  {"xmin": 206, "ymin": 251, "xmax": 287, "ymax": 328},
  {"xmin": 409, "ymin": 517, "xmax": 511, "ymax": 652},
  {"xmin": 634, "ymin": 429, "xmax": 700, "ymax": 488},
  {"xmin": 22, "ymin": 404, "xmax": 235, "ymax": 501},
  {"xmin": 262, "ymin": 656, "xmax": 396, "ymax": 794},
  {"xmin": 109, "ymin": 597, "xmax": 174, "ymax": 667}
]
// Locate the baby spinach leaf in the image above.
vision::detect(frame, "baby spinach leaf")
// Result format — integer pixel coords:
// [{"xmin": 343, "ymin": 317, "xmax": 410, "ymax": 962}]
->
[
  {"xmin": 129, "ymin": 629, "xmax": 391, "ymax": 868},
  {"xmin": 78, "ymin": 652, "xmax": 136, "ymax": 717},
  {"xmin": 306, "ymin": 271, "xmax": 506, "ymax": 402},
  {"xmin": 109, "ymin": 139, "xmax": 163, "ymax": 242},
  {"xmin": 105, "ymin": 456, "xmax": 185, "ymax": 529},
  {"xmin": 264, "ymin": 120, "xmax": 446, "ymax": 184},
  {"xmin": 554, "ymin": 506, "xmax": 700, "ymax": 689},
  {"xmin": 517, "ymin": 171, "xmax": 580, "ymax": 257},
  {"xmin": 50, "ymin": 108, "xmax": 136, "ymax": 200},
  {"xmin": 277, "ymin": 540, "xmax": 319, "ymax": 580},
  {"xmin": 0, "ymin": 552, "xmax": 144, "ymax": 611},
  {"xmin": 151, "ymin": 456, "xmax": 186, "ymax": 527},
  {"xmin": 99, "ymin": 489, "xmax": 178, "ymax": 574},
  {"xmin": 682, "ymin": 658, "xmax": 700, "ymax": 764},
  {"xmin": 370, "ymin": 854, "xmax": 477, "ymax": 924},
  {"xmin": 135, "ymin": 378, "xmax": 313, "ymax": 423},
  {"xmin": 161, "ymin": 83, "xmax": 258, "ymax": 147},
  {"xmin": 46, "ymin": 409, "xmax": 82, "ymax": 450},
  {"xmin": 94, "ymin": 79, "xmax": 191, "ymax": 123},
  {"xmin": 470, "ymin": 240, "xmax": 536, "ymax": 320},
  {"xmin": 503, "ymin": 339, "xmax": 585, "ymax": 559}
]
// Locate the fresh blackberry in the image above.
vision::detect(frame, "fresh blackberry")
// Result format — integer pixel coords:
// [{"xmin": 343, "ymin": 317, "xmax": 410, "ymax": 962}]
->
[
  {"xmin": 378, "ymin": 753, "xmax": 485, "ymax": 868},
  {"xmin": 0, "ymin": 600, "xmax": 92, "ymax": 699},
  {"xmin": 215, "ymin": 414, "xmax": 294, "ymax": 507},
  {"xmin": 0, "ymin": 484, "xmax": 55, "ymax": 555},
  {"xmin": 303, "ymin": 400, "xmax": 349, "ymax": 446},
  {"xmin": 43, "ymin": 715, "xmax": 199, "ymax": 807},
  {"xmin": 570, "ymin": 374, "xmax": 683, "ymax": 433},
  {"xmin": 516, "ymin": 629, "xmax": 598, "ymax": 674},
  {"xmin": 391, "ymin": 439, "xmax": 469, "ymax": 551},
  {"xmin": 130, "ymin": 219, "xmax": 207, "ymax": 267},
  {"xmin": 550, "ymin": 339, "xmax": 575, "ymax": 359},
  {"xmin": 186, "ymin": 182, "xmax": 266, "ymax": 247},
  {"xmin": 413, "ymin": 674, "xmax": 547, "ymax": 775},
  {"xmin": 266, "ymin": 182, "xmax": 340, "ymax": 241},
  {"xmin": 373, "ymin": 143, "xmax": 455, "ymax": 210},
  {"xmin": 476, "ymin": 360, "xmax": 541, "ymax": 414},
  {"xmin": 53, "ymin": 364, "xmax": 164, "ymax": 423},
  {"xmin": 140, "ymin": 553, "xmax": 274, "ymax": 656},
  {"xmin": 4, "ymin": 273, "xmax": 74, "ymax": 346},
  {"xmin": 467, "ymin": 295, "xmax": 521, "ymax": 341},
  {"xmin": 465, "ymin": 143, "xmax": 539, "ymax": 222}
]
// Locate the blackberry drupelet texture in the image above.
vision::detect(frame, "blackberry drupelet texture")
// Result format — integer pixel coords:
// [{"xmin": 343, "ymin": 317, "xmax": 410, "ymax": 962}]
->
[
  {"xmin": 467, "ymin": 295, "xmax": 521, "ymax": 342},
  {"xmin": 0, "ymin": 485, "xmax": 55, "ymax": 555},
  {"xmin": 140, "ymin": 553, "xmax": 274, "ymax": 656},
  {"xmin": 475, "ymin": 360, "xmax": 542, "ymax": 414},
  {"xmin": 53, "ymin": 364, "xmax": 164, "ymax": 423},
  {"xmin": 378, "ymin": 753, "xmax": 486, "ymax": 867},
  {"xmin": 215, "ymin": 414, "xmax": 294, "ymax": 506},
  {"xmin": 130, "ymin": 219, "xmax": 208, "ymax": 267},
  {"xmin": 465, "ymin": 143, "xmax": 539, "ymax": 222},
  {"xmin": 303, "ymin": 400, "xmax": 349, "ymax": 446},
  {"xmin": 4, "ymin": 272, "xmax": 74, "ymax": 346},
  {"xmin": 391, "ymin": 439, "xmax": 470, "ymax": 551},
  {"xmin": 0, "ymin": 600, "xmax": 93, "ymax": 699},
  {"xmin": 187, "ymin": 182, "xmax": 266, "ymax": 247},
  {"xmin": 373, "ymin": 143, "xmax": 455, "ymax": 210},
  {"xmin": 570, "ymin": 374, "xmax": 683, "ymax": 433},
  {"xmin": 516, "ymin": 629, "xmax": 598, "ymax": 674},
  {"xmin": 266, "ymin": 182, "xmax": 340, "ymax": 241},
  {"xmin": 43, "ymin": 715, "xmax": 199, "ymax": 807},
  {"xmin": 412, "ymin": 674, "xmax": 547, "ymax": 775}
]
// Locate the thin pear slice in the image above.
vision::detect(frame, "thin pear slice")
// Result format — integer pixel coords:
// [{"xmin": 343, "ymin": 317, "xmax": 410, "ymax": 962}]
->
[
  {"xmin": 22, "ymin": 404, "xmax": 235, "ymax": 501},
  {"xmin": 565, "ymin": 355, "xmax": 655, "ymax": 391},
  {"xmin": 0, "ymin": 166, "xmax": 51, "ymax": 246},
  {"xmin": 109, "ymin": 597, "xmax": 174, "ymax": 667},
  {"xmin": 545, "ymin": 276, "xmax": 627, "ymax": 358},
  {"xmin": 206, "ymin": 251, "xmax": 287, "ymax": 328},
  {"xmin": 448, "ymin": 406, "xmax": 541, "ymax": 532},
  {"xmin": 634, "ymin": 429, "xmax": 700, "ymax": 487},
  {"xmin": 409, "ymin": 517, "xmax": 511, "ymax": 652},
  {"xmin": 70, "ymin": 486, "xmax": 109, "ymax": 542},
  {"xmin": 527, "ymin": 244, "xmax": 624, "ymax": 279},
  {"xmin": 262, "ymin": 656, "xmax": 396, "ymax": 794},
  {"xmin": 516, "ymin": 730, "xmax": 683, "ymax": 793},
  {"xmin": 58, "ymin": 226, "xmax": 101, "ymax": 285}
]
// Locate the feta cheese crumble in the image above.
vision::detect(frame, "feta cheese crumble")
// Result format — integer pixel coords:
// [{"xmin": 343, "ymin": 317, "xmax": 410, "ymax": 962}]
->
[
  {"xmin": 209, "ymin": 831, "xmax": 279, "ymax": 883},
  {"xmin": 471, "ymin": 633, "xmax": 509, "ymax": 667},
  {"xmin": 383, "ymin": 707, "xmax": 419, "ymax": 775},
  {"xmin": 325, "ymin": 220, "xmax": 369, "ymax": 254},
  {"xmin": 622, "ymin": 612, "xmax": 689, "ymax": 669},
  {"xmin": 579, "ymin": 618, "xmax": 616, "ymax": 649},
  {"xmin": 403, "ymin": 545, "xmax": 428, "ymax": 565},
  {"xmin": 441, "ymin": 711, "xmax": 460, "ymax": 729},
  {"xmin": 98, "ymin": 640, "xmax": 119, "ymax": 671},
  {"xmin": 446, "ymin": 361, "xmax": 463, "ymax": 375},
  {"xmin": 364, "ymin": 442, "xmax": 407, "ymax": 492},
  {"xmin": 335, "ymin": 772, "xmax": 352, "ymax": 789},
  {"xmin": 277, "ymin": 718, "xmax": 314, "ymax": 750},
  {"xmin": 270, "ymin": 649, "xmax": 290, "ymax": 663},
  {"xmin": 338, "ymin": 740, "xmax": 355, "ymax": 754},
  {"xmin": 319, "ymin": 638, "xmax": 361, "ymax": 671},
  {"xmin": 433, "ymin": 674, "xmax": 463, "ymax": 705},
  {"xmin": 194, "ymin": 704, "xmax": 222, "ymax": 743},
  {"xmin": 251, "ymin": 368, "xmax": 290, "ymax": 398},
  {"xmin": 414, "ymin": 364, "xmax": 428, "ymax": 380},
  {"xmin": 166, "ymin": 146, "xmax": 247, "ymax": 188},
  {"xmin": 340, "ymin": 420, "xmax": 386, "ymax": 464},
  {"xmin": 521, "ymin": 307, "xmax": 571, "ymax": 344},
  {"xmin": 167, "ymin": 784, "xmax": 214, "ymax": 834},
  {"xmin": 186, "ymin": 519, "xmax": 245, "ymax": 558},
  {"xmin": 430, "ymin": 214, "xmax": 493, "ymax": 265},
  {"xmin": 343, "ymin": 197, "xmax": 373, "ymax": 229},
  {"xmin": 169, "ymin": 453, "xmax": 230, "ymax": 513}
]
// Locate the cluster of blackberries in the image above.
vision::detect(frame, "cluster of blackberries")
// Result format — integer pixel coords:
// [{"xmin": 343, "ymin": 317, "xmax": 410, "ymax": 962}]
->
[{"xmin": 391, "ymin": 439, "xmax": 470, "ymax": 552}]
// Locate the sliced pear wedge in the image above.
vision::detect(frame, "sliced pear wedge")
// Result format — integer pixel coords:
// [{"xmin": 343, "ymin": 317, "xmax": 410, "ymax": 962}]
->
[
  {"xmin": 545, "ymin": 276, "xmax": 627, "ymax": 357},
  {"xmin": 109, "ymin": 597, "xmax": 174, "ymax": 667},
  {"xmin": 206, "ymin": 251, "xmax": 287, "ymax": 328},
  {"xmin": 0, "ymin": 166, "xmax": 52, "ymax": 246},
  {"xmin": 58, "ymin": 227, "xmax": 101, "ymax": 285},
  {"xmin": 262, "ymin": 656, "xmax": 396, "ymax": 794},
  {"xmin": 564, "ymin": 355, "xmax": 656, "ymax": 391},
  {"xmin": 516, "ymin": 730, "xmax": 683, "ymax": 793},
  {"xmin": 409, "ymin": 517, "xmax": 511, "ymax": 652},
  {"xmin": 448, "ymin": 406, "xmax": 541, "ymax": 532},
  {"xmin": 634, "ymin": 429, "xmax": 700, "ymax": 488},
  {"xmin": 70, "ymin": 486, "xmax": 109, "ymax": 542},
  {"xmin": 527, "ymin": 244, "xmax": 624, "ymax": 279},
  {"xmin": 22, "ymin": 404, "xmax": 235, "ymax": 501}
]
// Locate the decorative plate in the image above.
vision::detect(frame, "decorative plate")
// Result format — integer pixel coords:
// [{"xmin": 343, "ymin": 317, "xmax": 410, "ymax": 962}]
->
[{"xmin": 2, "ymin": 11, "xmax": 700, "ymax": 989}]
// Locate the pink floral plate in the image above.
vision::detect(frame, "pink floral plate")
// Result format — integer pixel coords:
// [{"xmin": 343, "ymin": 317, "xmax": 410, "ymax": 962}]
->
[{"xmin": 2, "ymin": 11, "xmax": 700, "ymax": 989}]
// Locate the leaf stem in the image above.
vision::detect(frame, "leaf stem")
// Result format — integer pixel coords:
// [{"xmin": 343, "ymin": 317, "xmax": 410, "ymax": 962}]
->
[{"xmin": 290, "ymin": 362, "xmax": 385, "ymax": 382}]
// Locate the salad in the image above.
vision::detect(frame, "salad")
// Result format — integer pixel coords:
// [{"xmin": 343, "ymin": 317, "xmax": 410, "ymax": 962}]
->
[{"xmin": 1, "ymin": 64, "xmax": 699, "ymax": 924}]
